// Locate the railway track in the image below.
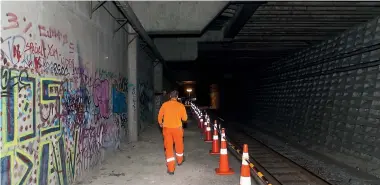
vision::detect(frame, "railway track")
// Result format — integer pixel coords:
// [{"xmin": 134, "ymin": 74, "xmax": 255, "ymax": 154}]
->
[{"xmin": 224, "ymin": 123, "xmax": 332, "ymax": 185}]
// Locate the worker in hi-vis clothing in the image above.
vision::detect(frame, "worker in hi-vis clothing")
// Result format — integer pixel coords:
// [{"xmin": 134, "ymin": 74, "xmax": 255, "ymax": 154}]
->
[{"xmin": 158, "ymin": 90, "xmax": 188, "ymax": 175}]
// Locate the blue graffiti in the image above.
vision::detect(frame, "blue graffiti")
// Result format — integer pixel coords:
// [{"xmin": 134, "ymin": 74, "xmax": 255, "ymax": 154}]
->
[{"xmin": 112, "ymin": 87, "xmax": 127, "ymax": 114}]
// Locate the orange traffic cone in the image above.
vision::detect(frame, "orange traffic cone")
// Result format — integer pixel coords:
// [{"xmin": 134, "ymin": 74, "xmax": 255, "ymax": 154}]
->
[
  {"xmin": 203, "ymin": 120, "xmax": 208, "ymax": 133},
  {"xmin": 204, "ymin": 122, "xmax": 212, "ymax": 143},
  {"xmin": 215, "ymin": 128, "xmax": 234, "ymax": 175},
  {"xmin": 209, "ymin": 126, "xmax": 220, "ymax": 155},
  {"xmin": 240, "ymin": 144, "xmax": 251, "ymax": 185},
  {"xmin": 213, "ymin": 120, "xmax": 218, "ymax": 130}
]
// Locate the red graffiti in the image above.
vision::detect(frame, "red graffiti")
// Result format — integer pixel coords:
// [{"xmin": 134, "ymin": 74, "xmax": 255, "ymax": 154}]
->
[
  {"xmin": 12, "ymin": 44, "xmax": 21, "ymax": 62},
  {"xmin": 25, "ymin": 42, "xmax": 44, "ymax": 56},
  {"xmin": 23, "ymin": 22, "xmax": 32, "ymax": 33},
  {"xmin": 41, "ymin": 39, "xmax": 47, "ymax": 58},
  {"xmin": 33, "ymin": 56, "xmax": 41, "ymax": 71},
  {"xmin": 61, "ymin": 57, "xmax": 74, "ymax": 68},
  {"xmin": 47, "ymin": 44, "xmax": 59, "ymax": 59},
  {"xmin": 3, "ymin": 13, "xmax": 19, "ymax": 30},
  {"xmin": 38, "ymin": 25, "xmax": 68, "ymax": 45}
]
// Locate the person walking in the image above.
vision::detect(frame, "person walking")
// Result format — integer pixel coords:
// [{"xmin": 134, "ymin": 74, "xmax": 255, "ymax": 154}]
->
[{"xmin": 157, "ymin": 90, "xmax": 188, "ymax": 175}]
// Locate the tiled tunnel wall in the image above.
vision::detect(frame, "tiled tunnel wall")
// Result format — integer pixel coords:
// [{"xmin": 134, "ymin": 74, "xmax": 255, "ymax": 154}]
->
[
  {"xmin": 252, "ymin": 16, "xmax": 380, "ymax": 164},
  {"xmin": 0, "ymin": 1, "xmax": 155, "ymax": 185}
]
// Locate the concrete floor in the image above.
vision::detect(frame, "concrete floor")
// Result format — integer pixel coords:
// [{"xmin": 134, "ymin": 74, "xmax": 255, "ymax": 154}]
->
[{"xmin": 77, "ymin": 118, "xmax": 251, "ymax": 185}]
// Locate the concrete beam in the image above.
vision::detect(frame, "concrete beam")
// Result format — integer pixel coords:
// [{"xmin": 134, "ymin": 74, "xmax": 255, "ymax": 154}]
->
[
  {"xmin": 115, "ymin": 1, "xmax": 165, "ymax": 63},
  {"xmin": 154, "ymin": 38, "xmax": 199, "ymax": 61},
  {"xmin": 223, "ymin": 2, "xmax": 264, "ymax": 38},
  {"xmin": 234, "ymin": 35, "xmax": 328, "ymax": 41},
  {"xmin": 128, "ymin": 1, "xmax": 227, "ymax": 32}
]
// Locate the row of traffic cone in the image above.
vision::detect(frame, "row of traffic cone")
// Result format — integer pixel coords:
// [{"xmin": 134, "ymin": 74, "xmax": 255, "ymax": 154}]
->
[{"xmin": 190, "ymin": 103, "xmax": 252, "ymax": 185}]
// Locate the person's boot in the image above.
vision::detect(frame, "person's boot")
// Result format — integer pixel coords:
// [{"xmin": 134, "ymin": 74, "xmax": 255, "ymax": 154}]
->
[
  {"xmin": 178, "ymin": 156, "xmax": 185, "ymax": 166},
  {"xmin": 167, "ymin": 170, "xmax": 174, "ymax": 175}
]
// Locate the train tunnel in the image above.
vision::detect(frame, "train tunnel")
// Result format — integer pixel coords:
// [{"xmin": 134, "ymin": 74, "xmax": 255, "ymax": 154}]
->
[{"xmin": 1, "ymin": 1, "xmax": 380, "ymax": 185}]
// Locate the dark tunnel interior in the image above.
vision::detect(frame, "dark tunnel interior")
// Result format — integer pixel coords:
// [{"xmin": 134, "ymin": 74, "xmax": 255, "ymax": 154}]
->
[
  {"xmin": 159, "ymin": 1, "xmax": 380, "ymax": 179},
  {"xmin": 2, "ymin": 1, "xmax": 380, "ymax": 184}
]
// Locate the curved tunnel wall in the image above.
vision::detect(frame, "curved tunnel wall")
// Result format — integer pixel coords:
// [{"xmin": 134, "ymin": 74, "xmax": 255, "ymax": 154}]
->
[{"xmin": 250, "ymin": 16, "xmax": 380, "ymax": 166}]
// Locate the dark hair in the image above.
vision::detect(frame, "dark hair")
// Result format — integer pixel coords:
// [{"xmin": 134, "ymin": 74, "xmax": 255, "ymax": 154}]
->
[{"xmin": 169, "ymin": 90, "xmax": 178, "ymax": 98}]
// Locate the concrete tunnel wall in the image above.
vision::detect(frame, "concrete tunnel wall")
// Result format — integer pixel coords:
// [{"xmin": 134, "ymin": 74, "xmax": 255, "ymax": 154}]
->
[
  {"xmin": 0, "ymin": 1, "xmax": 160, "ymax": 185},
  {"xmin": 250, "ymin": 16, "xmax": 380, "ymax": 168},
  {"xmin": 136, "ymin": 39, "xmax": 155, "ymax": 133}
]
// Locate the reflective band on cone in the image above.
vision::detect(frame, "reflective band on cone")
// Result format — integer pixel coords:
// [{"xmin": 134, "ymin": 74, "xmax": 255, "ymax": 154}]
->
[
  {"xmin": 220, "ymin": 148, "xmax": 227, "ymax": 154},
  {"xmin": 240, "ymin": 177, "xmax": 251, "ymax": 185},
  {"xmin": 210, "ymin": 128, "xmax": 220, "ymax": 155},
  {"xmin": 213, "ymin": 120, "xmax": 218, "ymax": 131},
  {"xmin": 215, "ymin": 128, "xmax": 234, "ymax": 175},
  {"xmin": 240, "ymin": 144, "xmax": 251, "ymax": 185},
  {"xmin": 204, "ymin": 122, "xmax": 212, "ymax": 143}
]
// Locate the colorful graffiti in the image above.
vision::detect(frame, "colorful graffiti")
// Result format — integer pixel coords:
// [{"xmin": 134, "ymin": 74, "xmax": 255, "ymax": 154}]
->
[{"xmin": 0, "ymin": 11, "xmax": 128, "ymax": 185}]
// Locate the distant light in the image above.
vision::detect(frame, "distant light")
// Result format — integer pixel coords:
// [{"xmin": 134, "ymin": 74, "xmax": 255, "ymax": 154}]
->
[{"xmin": 186, "ymin": 88, "xmax": 192, "ymax": 92}]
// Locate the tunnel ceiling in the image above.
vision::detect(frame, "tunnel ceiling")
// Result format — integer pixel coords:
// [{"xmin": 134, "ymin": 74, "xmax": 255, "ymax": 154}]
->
[
  {"xmin": 198, "ymin": 1, "xmax": 380, "ymax": 64},
  {"xmin": 127, "ymin": 1, "xmax": 380, "ymax": 82}
]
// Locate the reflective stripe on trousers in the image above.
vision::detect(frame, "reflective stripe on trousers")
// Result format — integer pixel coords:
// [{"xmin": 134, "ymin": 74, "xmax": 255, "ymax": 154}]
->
[{"xmin": 163, "ymin": 127, "xmax": 184, "ymax": 172}]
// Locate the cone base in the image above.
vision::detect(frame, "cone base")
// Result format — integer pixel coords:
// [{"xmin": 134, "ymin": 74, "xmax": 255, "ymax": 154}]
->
[
  {"xmin": 215, "ymin": 168, "xmax": 234, "ymax": 175},
  {"xmin": 209, "ymin": 150, "xmax": 220, "ymax": 155},
  {"xmin": 204, "ymin": 140, "xmax": 213, "ymax": 143}
]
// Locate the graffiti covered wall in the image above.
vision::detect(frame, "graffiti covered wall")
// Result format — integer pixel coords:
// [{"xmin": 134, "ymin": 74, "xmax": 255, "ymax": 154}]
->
[
  {"xmin": 137, "ymin": 39, "xmax": 154, "ymax": 131},
  {"xmin": 1, "ymin": 1, "xmax": 129, "ymax": 184}
]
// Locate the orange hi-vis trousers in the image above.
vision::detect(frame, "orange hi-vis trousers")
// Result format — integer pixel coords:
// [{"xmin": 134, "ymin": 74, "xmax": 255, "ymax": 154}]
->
[{"xmin": 163, "ymin": 127, "xmax": 184, "ymax": 172}]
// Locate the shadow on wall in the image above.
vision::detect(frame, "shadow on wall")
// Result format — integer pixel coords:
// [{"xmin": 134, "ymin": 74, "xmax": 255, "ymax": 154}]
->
[
  {"xmin": 138, "ymin": 80, "xmax": 154, "ymax": 130},
  {"xmin": 0, "ymin": 10, "xmax": 135, "ymax": 185}
]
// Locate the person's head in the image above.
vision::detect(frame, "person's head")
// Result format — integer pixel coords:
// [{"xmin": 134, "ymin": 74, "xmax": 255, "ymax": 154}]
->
[{"xmin": 169, "ymin": 90, "xmax": 178, "ymax": 100}]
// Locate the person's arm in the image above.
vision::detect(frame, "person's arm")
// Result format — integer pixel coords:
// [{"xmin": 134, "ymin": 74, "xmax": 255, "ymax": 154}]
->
[
  {"xmin": 181, "ymin": 104, "xmax": 188, "ymax": 122},
  {"xmin": 158, "ymin": 104, "xmax": 165, "ymax": 127}
]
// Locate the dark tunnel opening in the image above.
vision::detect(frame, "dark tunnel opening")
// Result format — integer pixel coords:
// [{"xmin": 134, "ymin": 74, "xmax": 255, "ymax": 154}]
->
[{"xmin": 162, "ymin": 2, "xmax": 380, "ymax": 182}]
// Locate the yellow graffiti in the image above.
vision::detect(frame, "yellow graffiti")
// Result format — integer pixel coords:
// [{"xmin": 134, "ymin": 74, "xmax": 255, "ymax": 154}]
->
[
  {"xmin": 2, "ymin": 69, "xmax": 21, "ymax": 149},
  {"xmin": 40, "ymin": 78, "xmax": 61, "ymax": 104},
  {"xmin": 14, "ymin": 149, "xmax": 33, "ymax": 185},
  {"xmin": 39, "ymin": 78, "xmax": 62, "ymax": 139}
]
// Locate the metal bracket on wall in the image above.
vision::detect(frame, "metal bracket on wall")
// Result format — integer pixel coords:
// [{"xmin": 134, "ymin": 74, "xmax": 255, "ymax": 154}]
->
[
  {"xmin": 114, "ymin": 19, "xmax": 129, "ymax": 34},
  {"xmin": 139, "ymin": 42, "xmax": 148, "ymax": 50},
  {"xmin": 90, "ymin": 1, "xmax": 107, "ymax": 19},
  {"xmin": 128, "ymin": 35, "xmax": 138, "ymax": 46},
  {"xmin": 153, "ymin": 59, "xmax": 160, "ymax": 67}
]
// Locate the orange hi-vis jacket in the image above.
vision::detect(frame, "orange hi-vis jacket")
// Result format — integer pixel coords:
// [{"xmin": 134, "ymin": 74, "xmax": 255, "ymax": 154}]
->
[{"xmin": 158, "ymin": 99, "xmax": 188, "ymax": 128}]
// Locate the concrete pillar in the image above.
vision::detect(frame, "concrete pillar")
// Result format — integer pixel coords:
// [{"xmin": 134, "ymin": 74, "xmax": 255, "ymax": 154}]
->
[
  {"xmin": 127, "ymin": 24, "xmax": 138, "ymax": 142},
  {"xmin": 154, "ymin": 62, "xmax": 163, "ymax": 123}
]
